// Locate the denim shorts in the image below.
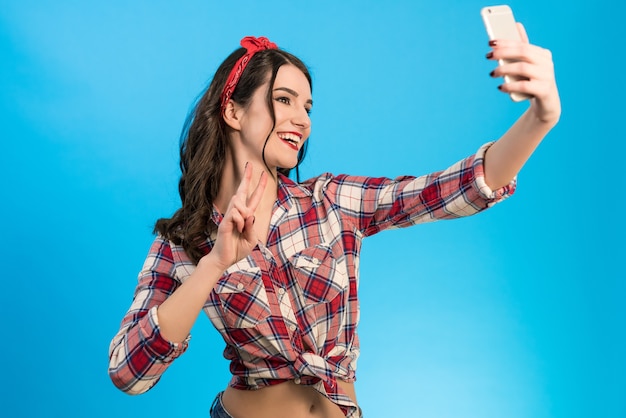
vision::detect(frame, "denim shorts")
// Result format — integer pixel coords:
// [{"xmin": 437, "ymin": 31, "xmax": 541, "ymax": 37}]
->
[
  {"xmin": 209, "ymin": 391, "xmax": 363, "ymax": 417},
  {"xmin": 209, "ymin": 392, "xmax": 234, "ymax": 418}
]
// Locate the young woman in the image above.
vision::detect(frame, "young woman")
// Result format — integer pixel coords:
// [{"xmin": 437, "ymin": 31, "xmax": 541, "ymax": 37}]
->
[{"xmin": 109, "ymin": 28, "xmax": 560, "ymax": 418}]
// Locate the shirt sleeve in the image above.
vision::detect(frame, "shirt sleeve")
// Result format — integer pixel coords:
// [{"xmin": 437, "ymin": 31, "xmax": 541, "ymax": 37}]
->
[
  {"xmin": 108, "ymin": 237, "xmax": 190, "ymax": 395},
  {"xmin": 319, "ymin": 142, "xmax": 516, "ymax": 237}
]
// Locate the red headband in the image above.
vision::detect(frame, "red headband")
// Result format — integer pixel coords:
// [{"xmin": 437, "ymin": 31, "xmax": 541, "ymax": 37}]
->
[{"xmin": 220, "ymin": 36, "xmax": 278, "ymax": 113}]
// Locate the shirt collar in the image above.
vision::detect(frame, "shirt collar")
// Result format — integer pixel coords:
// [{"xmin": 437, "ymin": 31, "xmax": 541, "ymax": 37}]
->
[
  {"xmin": 210, "ymin": 206, "xmax": 223, "ymax": 226},
  {"xmin": 277, "ymin": 173, "xmax": 312, "ymax": 203}
]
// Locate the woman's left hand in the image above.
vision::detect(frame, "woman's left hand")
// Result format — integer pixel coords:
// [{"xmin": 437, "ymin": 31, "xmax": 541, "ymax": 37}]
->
[{"xmin": 488, "ymin": 22, "xmax": 561, "ymax": 125}]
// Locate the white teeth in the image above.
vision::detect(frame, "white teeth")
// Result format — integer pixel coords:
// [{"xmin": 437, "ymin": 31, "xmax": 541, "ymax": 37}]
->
[{"xmin": 278, "ymin": 133, "xmax": 300, "ymax": 144}]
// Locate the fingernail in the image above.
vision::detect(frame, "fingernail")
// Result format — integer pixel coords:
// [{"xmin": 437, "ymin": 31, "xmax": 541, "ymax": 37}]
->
[
  {"xmin": 489, "ymin": 70, "xmax": 495, "ymax": 77},
  {"xmin": 486, "ymin": 51, "xmax": 494, "ymax": 59},
  {"xmin": 488, "ymin": 40, "xmax": 497, "ymax": 47},
  {"xmin": 497, "ymin": 85, "xmax": 503, "ymax": 91}
]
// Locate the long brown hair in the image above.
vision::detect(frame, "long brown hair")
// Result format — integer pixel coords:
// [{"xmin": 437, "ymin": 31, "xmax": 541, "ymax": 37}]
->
[{"xmin": 154, "ymin": 45, "xmax": 312, "ymax": 263}]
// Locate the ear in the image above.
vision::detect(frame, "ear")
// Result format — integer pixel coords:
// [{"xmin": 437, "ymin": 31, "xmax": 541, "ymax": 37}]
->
[{"xmin": 222, "ymin": 100, "xmax": 242, "ymax": 131}]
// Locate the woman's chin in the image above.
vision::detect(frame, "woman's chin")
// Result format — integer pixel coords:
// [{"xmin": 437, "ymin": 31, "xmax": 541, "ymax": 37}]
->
[{"xmin": 275, "ymin": 161, "xmax": 299, "ymax": 172}]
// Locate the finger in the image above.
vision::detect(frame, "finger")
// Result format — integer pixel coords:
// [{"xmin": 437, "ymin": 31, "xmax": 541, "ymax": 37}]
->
[
  {"xmin": 235, "ymin": 162, "xmax": 253, "ymax": 198},
  {"xmin": 222, "ymin": 205, "xmax": 246, "ymax": 234},
  {"xmin": 247, "ymin": 171, "xmax": 268, "ymax": 212},
  {"xmin": 491, "ymin": 61, "xmax": 545, "ymax": 82},
  {"xmin": 231, "ymin": 197, "xmax": 253, "ymax": 221},
  {"xmin": 487, "ymin": 43, "xmax": 550, "ymax": 65},
  {"xmin": 220, "ymin": 212, "xmax": 244, "ymax": 235},
  {"xmin": 230, "ymin": 209, "xmax": 246, "ymax": 234},
  {"xmin": 498, "ymin": 79, "xmax": 552, "ymax": 100},
  {"xmin": 242, "ymin": 215, "xmax": 257, "ymax": 243},
  {"xmin": 516, "ymin": 22, "xmax": 530, "ymax": 44}
]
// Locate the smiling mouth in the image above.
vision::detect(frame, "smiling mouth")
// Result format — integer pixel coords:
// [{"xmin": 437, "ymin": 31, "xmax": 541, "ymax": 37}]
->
[{"xmin": 277, "ymin": 132, "xmax": 302, "ymax": 150}]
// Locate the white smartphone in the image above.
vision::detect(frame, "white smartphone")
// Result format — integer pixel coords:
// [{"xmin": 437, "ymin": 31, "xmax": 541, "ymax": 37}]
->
[{"xmin": 481, "ymin": 5, "xmax": 531, "ymax": 102}]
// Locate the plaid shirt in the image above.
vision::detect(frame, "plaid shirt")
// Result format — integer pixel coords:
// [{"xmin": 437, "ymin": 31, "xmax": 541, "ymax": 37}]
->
[{"xmin": 109, "ymin": 143, "xmax": 515, "ymax": 417}]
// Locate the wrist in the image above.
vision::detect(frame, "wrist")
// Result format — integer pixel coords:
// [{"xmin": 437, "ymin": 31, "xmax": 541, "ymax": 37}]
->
[
  {"xmin": 530, "ymin": 97, "xmax": 561, "ymax": 127},
  {"xmin": 197, "ymin": 252, "xmax": 229, "ymax": 276}
]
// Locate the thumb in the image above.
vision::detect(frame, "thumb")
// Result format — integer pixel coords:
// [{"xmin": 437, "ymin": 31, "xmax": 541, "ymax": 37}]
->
[{"xmin": 516, "ymin": 22, "xmax": 530, "ymax": 44}]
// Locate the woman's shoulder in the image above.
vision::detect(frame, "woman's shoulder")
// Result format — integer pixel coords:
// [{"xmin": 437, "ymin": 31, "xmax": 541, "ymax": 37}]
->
[
  {"xmin": 139, "ymin": 234, "xmax": 198, "ymax": 280},
  {"xmin": 285, "ymin": 172, "xmax": 375, "ymax": 190},
  {"xmin": 145, "ymin": 234, "xmax": 197, "ymax": 266},
  {"xmin": 280, "ymin": 172, "xmax": 353, "ymax": 199}
]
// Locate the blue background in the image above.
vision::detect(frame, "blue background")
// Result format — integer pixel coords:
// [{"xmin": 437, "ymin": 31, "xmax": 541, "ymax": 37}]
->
[{"xmin": 1, "ymin": 0, "xmax": 624, "ymax": 417}]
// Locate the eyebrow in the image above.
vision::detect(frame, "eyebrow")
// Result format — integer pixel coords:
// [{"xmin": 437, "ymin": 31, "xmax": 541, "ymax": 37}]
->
[{"xmin": 273, "ymin": 87, "xmax": 313, "ymax": 106}]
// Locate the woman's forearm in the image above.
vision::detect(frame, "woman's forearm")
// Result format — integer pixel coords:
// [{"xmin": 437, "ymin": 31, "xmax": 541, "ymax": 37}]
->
[
  {"xmin": 157, "ymin": 253, "xmax": 226, "ymax": 343},
  {"xmin": 483, "ymin": 22, "xmax": 560, "ymax": 190}
]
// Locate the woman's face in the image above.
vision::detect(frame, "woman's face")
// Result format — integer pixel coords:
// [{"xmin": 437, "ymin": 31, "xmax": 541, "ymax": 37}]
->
[{"xmin": 235, "ymin": 64, "xmax": 312, "ymax": 172}]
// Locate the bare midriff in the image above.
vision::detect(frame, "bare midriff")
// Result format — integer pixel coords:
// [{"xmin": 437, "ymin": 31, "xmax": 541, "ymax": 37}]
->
[{"xmin": 221, "ymin": 379, "xmax": 357, "ymax": 418}]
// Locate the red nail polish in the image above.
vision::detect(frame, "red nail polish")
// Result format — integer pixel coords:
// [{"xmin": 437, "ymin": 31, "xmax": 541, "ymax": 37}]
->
[
  {"xmin": 489, "ymin": 70, "xmax": 495, "ymax": 77},
  {"xmin": 497, "ymin": 85, "xmax": 503, "ymax": 91},
  {"xmin": 486, "ymin": 51, "xmax": 494, "ymax": 59},
  {"xmin": 489, "ymin": 40, "xmax": 497, "ymax": 47}
]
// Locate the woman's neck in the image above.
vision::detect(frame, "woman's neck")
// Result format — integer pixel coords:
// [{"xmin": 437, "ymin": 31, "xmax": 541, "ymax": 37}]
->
[{"xmin": 214, "ymin": 149, "xmax": 278, "ymax": 217}]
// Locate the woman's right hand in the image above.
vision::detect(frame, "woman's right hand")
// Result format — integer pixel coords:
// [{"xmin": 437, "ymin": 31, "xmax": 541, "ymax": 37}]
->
[
  {"xmin": 156, "ymin": 163, "xmax": 266, "ymax": 343},
  {"xmin": 204, "ymin": 163, "xmax": 267, "ymax": 272}
]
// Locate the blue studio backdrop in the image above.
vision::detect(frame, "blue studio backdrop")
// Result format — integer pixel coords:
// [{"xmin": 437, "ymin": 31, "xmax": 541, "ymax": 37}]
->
[{"xmin": 1, "ymin": 1, "xmax": 624, "ymax": 417}]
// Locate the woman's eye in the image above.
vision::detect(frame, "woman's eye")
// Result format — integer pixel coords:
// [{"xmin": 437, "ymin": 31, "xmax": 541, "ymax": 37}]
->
[{"xmin": 275, "ymin": 96, "xmax": 290, "ymax": 105}]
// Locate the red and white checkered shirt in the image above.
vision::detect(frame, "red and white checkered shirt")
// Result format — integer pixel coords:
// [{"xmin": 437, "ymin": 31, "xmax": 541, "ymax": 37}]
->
[{"xmin": 109, "ymin": 143, "xmax": 515, "ymax": 417}]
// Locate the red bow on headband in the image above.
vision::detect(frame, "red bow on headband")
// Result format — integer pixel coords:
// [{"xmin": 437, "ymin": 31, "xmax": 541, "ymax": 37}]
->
[
  {"xmin": 240, "ymin": 36, "xmax": 278, "ymax": 53},
  {"xmin": 220, "ymin": 36, "xmax": 279, "ymax": 113}
]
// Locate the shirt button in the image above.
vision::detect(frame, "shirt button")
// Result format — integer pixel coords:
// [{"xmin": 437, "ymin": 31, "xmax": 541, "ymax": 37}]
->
[
  {"xmin": 289, "ymin": 324, "xmax": 296, "ymax": 331},
  {"xmin": 311, "ymin": 258, "xmax": 320, "ymax": 265},
  {"xmin": 237, "ymin": 283, "xmax": 244, "ymax": 290},
  {"xmin": 278, "ymin": 287, "xmax": 286, "ymax": 295},
  {"xmin": 294, "ymin": 378, "xmax": 301, "ymax": 384}
]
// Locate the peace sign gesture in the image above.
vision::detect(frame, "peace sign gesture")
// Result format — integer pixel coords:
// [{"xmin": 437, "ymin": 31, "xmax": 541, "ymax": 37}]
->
[{"xmin": 208, "ymin": 163, "xmax": 268, "ymax": 271}]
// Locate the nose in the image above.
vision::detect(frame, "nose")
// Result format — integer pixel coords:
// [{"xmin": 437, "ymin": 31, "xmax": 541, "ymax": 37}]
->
[{"xmin": 292, "ymin": 107, "xmax": 311, "ymax": 130}]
